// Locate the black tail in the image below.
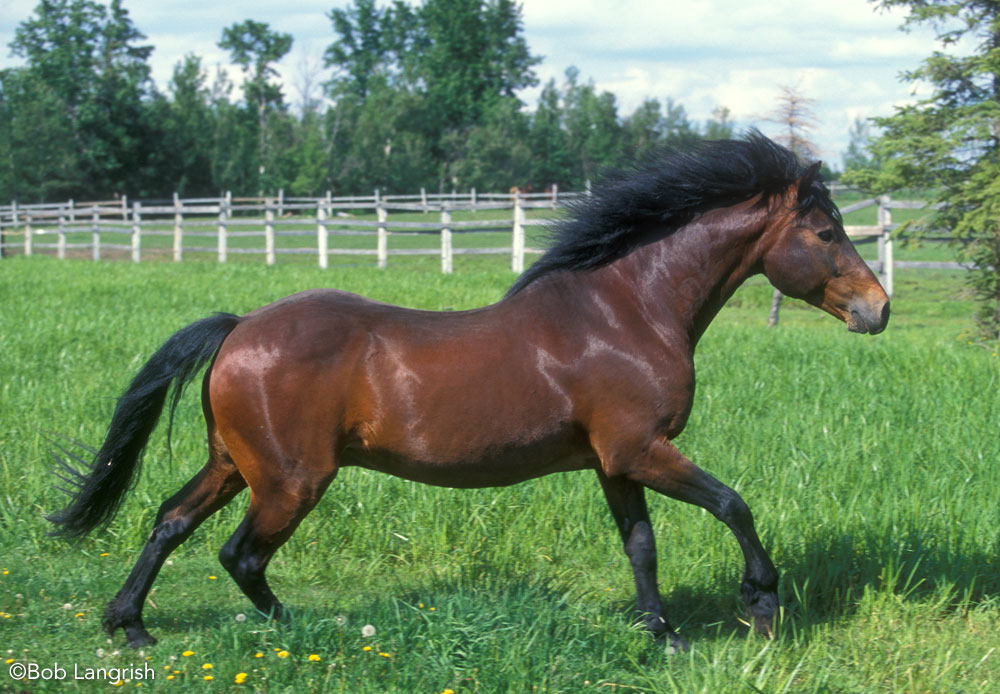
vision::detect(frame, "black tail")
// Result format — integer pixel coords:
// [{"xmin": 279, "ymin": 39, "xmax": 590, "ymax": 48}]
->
[{"xmin": 48, "ymin": 312, "xmax": 241, "ymax": 539}]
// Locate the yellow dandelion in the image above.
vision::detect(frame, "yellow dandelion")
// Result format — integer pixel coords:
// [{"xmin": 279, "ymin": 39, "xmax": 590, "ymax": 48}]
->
[
  {"xmin": 112, "ymin": 681, "xmax": 124, "ymax": 687},
  {"xmin": 99, "ymin": 553, "xmax": 109, "ymax": 558},
  {"xmin": 201, "ymin": 663, "xmax": 213, "ymax": 670},
  {"xmin": 254, "ymin": 652, "xmax": 264, "ymax": 658},
  {"xmin": 235, "ymin": 672, "xmax": 248, "ymax": 684},
  {"xmin": 308, "ymin": 654, "xmax": 320, "ymax": 662},
  {"xmin": 379, "ymin": 652, "xmax": 391, "ymax": 658},
  {"xmin": 277, "ymin": 650, "xmax": 289, "ymax": 659},
  {"xmin": 204, "ymin": 675, "xmax": 213, "ymax": 681},
  {"xmin": 429, "ymin": 607, "xmax": 436, "ymax": 611},
  {"xmin": 208, "ymin": 576, "xmax": 217, "ymax": 580},
  {"xmin": 166, "ymin": 675, "xmax": 174, "ymax": 680},
  {"xmin": 273, "ymin": 648, "xmax": 281, "ymax": 652},
  {"xmin": 75, "ymin": 612, "xmax": 84, "ymax": 618},
  {"xmin": 418, "ymin": 603, "xmax": 424, "ymax": 608},
  {"xmin": 5, "ymin": 659, "xmax": 14, "ymax": 664},
  {"xmin": 1, "ymin": 569, "xmax": 8, "ymax": 575},
  {"xmin": 181, "ymin": 650, "xmax": 194, "ymax": 657},
  {"xmin": 362, "ymin": 646, "xmax": 372, "ymax": 652},
  {"xmin": 442, "ymin": 690, "xmax": 455, "ymax": 694}
]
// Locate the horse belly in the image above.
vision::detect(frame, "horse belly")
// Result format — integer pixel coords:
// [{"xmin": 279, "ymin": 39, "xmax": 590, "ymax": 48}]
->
[{"xmin": 341, "ymin": 436, "xmax": 594, "ymax": 488}]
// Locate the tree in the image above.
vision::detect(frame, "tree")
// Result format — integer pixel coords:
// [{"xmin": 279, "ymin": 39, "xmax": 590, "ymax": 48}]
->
[
  {"xmin": 842, "ymin": 116, "xmax": 876, "ymax": 174},
  {"xmin": 5, "ymin": 0, "xmax": 159, "ymax": 199},
  {"xmin": 764, "ymin": 83, "xmax": 820, "ymax": 161},
  {"xmin": 219, "ymin": 19, "xmax": 293, "ymax": 193},
  {"xmin": 844, "ymin": 0, "xmax": 1000, "ymax": 341}
]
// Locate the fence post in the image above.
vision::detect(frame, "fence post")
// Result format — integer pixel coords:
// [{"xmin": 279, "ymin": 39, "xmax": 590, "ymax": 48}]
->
[
  {"xmin": 877, "ymin": 195, "xmax": 894, "ymax": 297},
  {"xmin": 317, "ymin": 201, "xmax": 328, "ymax": 269},
  {"xmin": 441, "ymin": 207, "xmax": 453, "ymax": 274},
  {"xmin": 91, "ymin": 206, "xmax": 100, "ymax": 261},
  {"xmin": 24, "ymin": 214, "xmax": 32, "ymax": 256},
  {"xmin": 551, "ymin": 183, "xmax": 558, "ymax": 210},
  {"xmin": 217, "ymin": 202, "xmax": 227, "ymax": 263},
  {"xmin": 265, "ymin": 198, "xmax": 275, "ymax": 266},
  {"xmin": 131, "ymin": 202, "xmax": 141, "ymax": 263},
  {"xmin": 512, "ymin": 193, "xmax": 526, "ymax": 273},
  {"xmin": 225, "ymin": 190, "xmax": 233, "ymax": 218},
  {"xmin": 173, "ymin": 192, "xmax": 183, "ymax": 262},
  {"xmin": 277, "ymin": 188, "xmax": 284, "ymax": 218},
  {"xmin": 57, "ymin": 212, "xmax": 66, "ymax": 259},
  {"xmin": 421, "ymin": 187, "xmax": 428, "ymax": 213},
  {"xmin": 471, "ymin": 187, "xmax": 477, "ymax": 213},
  {"xmin": 68, "ymin": 198, "xmax": 75, "ymax": 224},
  {"xmin": 121, "ymin": 195, "xmax": 128, "ymax": 221},
  {"xmin": 377, "ymin": 204, "xmax": 388, "ymax": 269}
]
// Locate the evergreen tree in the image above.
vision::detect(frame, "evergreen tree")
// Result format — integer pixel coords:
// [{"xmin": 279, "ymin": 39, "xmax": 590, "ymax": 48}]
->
[{"xmin": 845, "ymin": 0, "xmax": 1000, "ymax": 341}]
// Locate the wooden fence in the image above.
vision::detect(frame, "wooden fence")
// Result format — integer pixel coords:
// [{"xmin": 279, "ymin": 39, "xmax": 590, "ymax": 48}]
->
[
  {"xmin": 0, "ymin": 190, "xmax": 570, "ymax": 275},
  {"xmin": 0, "ymin": 189, "xmax": 960, "ymax": 297}
]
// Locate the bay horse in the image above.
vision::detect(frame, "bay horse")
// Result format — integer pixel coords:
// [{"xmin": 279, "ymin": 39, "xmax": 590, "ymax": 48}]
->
[{"xmin": 50, "ymin": 133, "xmax": 889, "ymax": 652}]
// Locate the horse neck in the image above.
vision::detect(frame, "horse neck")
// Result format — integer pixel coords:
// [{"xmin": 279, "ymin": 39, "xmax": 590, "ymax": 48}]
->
[{"xmin": 600, "ymin": 202, "xmax": 770, "ymax": 348}]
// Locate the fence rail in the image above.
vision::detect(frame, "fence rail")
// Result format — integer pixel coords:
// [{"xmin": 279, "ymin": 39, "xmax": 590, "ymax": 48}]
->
[{"xmin": 0, "ymin": 190, "xmax": 958, "ymax": 296}]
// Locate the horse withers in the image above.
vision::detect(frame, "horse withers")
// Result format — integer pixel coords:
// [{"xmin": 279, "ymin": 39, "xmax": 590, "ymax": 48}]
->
[{"xmin": 49, "ymin": 133, "xmax": 889, "ymax": 652}]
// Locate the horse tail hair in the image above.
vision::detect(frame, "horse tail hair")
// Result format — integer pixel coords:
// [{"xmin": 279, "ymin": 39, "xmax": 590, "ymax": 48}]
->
[{"xmin": 47, "ymin": 312, "xmax": 242, "ymax": 539}]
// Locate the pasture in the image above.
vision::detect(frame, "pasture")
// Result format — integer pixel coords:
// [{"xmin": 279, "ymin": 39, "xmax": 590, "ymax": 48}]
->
[{"xmin": 0, "ymin": 253, "xmax": 997, "ymax": 693}]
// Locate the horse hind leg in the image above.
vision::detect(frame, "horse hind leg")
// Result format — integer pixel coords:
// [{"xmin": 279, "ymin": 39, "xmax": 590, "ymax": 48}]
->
[
  {"xmin": 597, "ymin": 471, "xmax": 690, "ymax": 653},
  {"xmin": 217, "ymin": 457, "xmax": 338, "ymax": 620},
  {"xmin": 103, "ymin": 444, "xmax": 247, "ymax": 647}
]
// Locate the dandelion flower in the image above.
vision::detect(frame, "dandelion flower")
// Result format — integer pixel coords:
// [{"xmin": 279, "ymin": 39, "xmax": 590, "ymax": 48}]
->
[
  {"xmin": 254, "ymin": 652, "xmax": 264, "ymax": 659},
  {"xmin": 235, "ymin": 672, "xmax": 248, "ymax": 684},
  {"xmin": 235, "ymin": 613, "xmax": 246, "ymax": 623},
  {"xmin": 379, "ymin": 652, "xmax": 391, "ymax": 658},
  {"xmin": 361, "ymin": 624, "xmax": 376, "ymax": 638},
  {"xmin": 277, "ymin": 651, "xmax": 289, "ymax": 659},
  {"xmin": 204, "ymin": 675, "xmax": 213, "ymax": 681},
  {"xmin": 208, "ymin": 576, "xmax": 217, "ymax": 580},
  {"xmin": 442, "ymin": 690, "xmax": 455, "ymax": 694},
  {"xmin": 362, "ymin": 646, "xmax": 372, "ymax": 652},
  {"xmin": 335, "ymin": 615, "xmax": 347, "ymax": 626},
  {"xmin": 75, "ymin": 612, "xmax": 84, "ymax": 618},
  {"xmin": 202, "ymin": 663, "xmax": 213, "ymax": 670},
  {"xmin": 181, "ymin": 650, "xmax": 194, "ymax": 657},
  {"xmin": 1, "ymin": 569, "xmax": 8, "ymax": 575},
  {"xmin": 63, "ymin": 603, "xmax": 73, "ymax": 610},
  {"xmin": 96, "ymin": 649, "xmax": 105, "ymax": 658},
  {"xmin": 111, "ymin": 681, "xmax": 123, "ymax": 687},
  {"xmin": 5, "ymin": 659, "xmax": 13, "ymax": 665},
  {"xmin": 99, "ymin": 553, "xmax": 109, "ymax": 558},
  {"xmin": 308, "ymin": 654, "xmax": 320, "ymax": 662},
  {"xmin": 166, "ymin": 675, "xmax": 174, "ymax": 681}
]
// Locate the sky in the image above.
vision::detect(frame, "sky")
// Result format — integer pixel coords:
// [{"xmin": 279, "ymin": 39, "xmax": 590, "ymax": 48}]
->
[{"xmin": 0, "ymin": 0, "xmax": 951, "ymax": 170}]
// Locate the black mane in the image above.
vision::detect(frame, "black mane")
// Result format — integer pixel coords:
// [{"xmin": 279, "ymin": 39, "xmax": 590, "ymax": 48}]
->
[{"xmin": 506, "ymin": 131, "xmax": 840, "ymax": 296}]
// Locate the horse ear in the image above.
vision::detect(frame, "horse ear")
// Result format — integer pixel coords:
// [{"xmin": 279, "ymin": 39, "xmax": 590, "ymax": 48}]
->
[{"xmin": 796, "ymin": 161, "xmax": 823, "ymax": 200}]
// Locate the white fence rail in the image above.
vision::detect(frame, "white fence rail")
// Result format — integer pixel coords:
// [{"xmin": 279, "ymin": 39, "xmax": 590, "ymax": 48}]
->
[
  {"xmin": 0, "ymin": 191, "xmax": 565, "ymax": 275},
  {"xmin": 0, "ymin": 190, "xmax": 957, "ymax": 295}
]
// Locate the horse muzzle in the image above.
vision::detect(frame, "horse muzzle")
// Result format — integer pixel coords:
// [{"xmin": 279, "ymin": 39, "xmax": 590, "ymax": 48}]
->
[{"xmin": 846, "ymin": 297, "xmax": 890, "ymax": 335}]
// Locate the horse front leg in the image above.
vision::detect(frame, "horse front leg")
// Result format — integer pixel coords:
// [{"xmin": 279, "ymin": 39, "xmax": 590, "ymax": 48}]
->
[
  {"xmin": 597, "ymin": 471, "xmax": 690, "ymax": 653},
  {"xmin": 612, "ymin": 438, "xmax": 779, "ymax": 637}
]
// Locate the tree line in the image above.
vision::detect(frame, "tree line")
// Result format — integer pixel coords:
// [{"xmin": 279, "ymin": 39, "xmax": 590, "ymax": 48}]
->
[{"xmin": 0, "ymin": 0, "xmax": 735, "ymax": 203}]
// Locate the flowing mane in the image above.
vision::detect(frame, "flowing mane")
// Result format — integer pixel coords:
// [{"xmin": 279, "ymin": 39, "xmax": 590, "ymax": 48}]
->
[{"xmin": 507, "ymin": 131, "xmax": 840, "ymax": 296}]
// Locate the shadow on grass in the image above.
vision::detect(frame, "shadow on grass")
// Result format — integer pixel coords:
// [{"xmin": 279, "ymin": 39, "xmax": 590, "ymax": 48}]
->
[{"xmin": 131, "ymin": 526, "xmax": 997, "ymax": 650}]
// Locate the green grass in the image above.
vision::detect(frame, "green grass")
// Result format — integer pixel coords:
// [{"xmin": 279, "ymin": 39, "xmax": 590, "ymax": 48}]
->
[{"xmin": 0, "ymin": 254, "xmax": 998, "ymax": 693}]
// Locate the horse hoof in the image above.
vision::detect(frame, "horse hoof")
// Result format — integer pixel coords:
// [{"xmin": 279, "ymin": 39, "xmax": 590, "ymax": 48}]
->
[
  {"xmin": 666, "ymin": 633, "xmax": 690, "ymax": 655},
  {"xmin": 125, "ymin": 628, "xmax": 158, "ymax": 649}
]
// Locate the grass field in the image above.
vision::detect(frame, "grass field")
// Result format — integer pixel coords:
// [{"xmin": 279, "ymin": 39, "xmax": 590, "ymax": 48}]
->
[{"xmin": 1, "ymin": 249, "xmax": 998, "ymax": 693}]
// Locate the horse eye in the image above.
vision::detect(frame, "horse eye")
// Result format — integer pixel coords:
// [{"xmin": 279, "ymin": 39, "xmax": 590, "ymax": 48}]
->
[{"xmin": 816, "ymin": 229, "xmax": 834, "ymax": 243}]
